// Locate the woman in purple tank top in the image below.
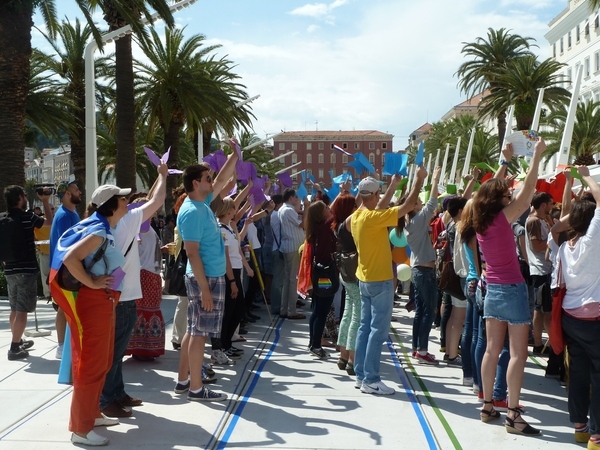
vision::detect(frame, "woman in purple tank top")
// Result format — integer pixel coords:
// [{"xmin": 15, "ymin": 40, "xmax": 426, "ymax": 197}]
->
[{"xmin": 472, "ymin": 140, "xmax": 546, "ymax": 436}]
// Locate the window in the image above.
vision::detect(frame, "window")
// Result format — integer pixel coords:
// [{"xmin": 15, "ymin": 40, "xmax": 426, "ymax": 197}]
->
[
  {"xmin": 553, "ymin": 43, "xmax": 556, "ymax": 58},
  {"xmin": 567, "ymin": 67, "xmax": 573, "ymax": 86},
  {"xmin": 292, "ymin": 174, "xmax": 297, "ymax": 181},
  {"xmin": 342, "ymin": 154, "xmax": 348, "ymax": 164},
  {"xmin": 330, "ymin": 153, "xmax": 336, "ymax": 164},
  {"xmin": 586, "ymin": 22, "xmax": 590, "ymax": 36},
  {"xmin": 369, "ymin": 142, "xmax": 375, "ymax": 150},
  {"xmin": 291, "ymin": 143, "xmax": 297, "ymax": 150},
  {"xmin": 318, "ymin": 143, "xmax": 324, "ymax": 150},
  {"xmin": 577, "ymin": 25, "xmax": 581, "ymax": 42},
  {"xmin": 369, "ymin": 153, "xmax": 375, "ymax": 164},
  {"xmin": 595, "ymin": 51, "xmax": 600, "ymax": 72},
  {"xmin": 342, "ymin": 143, "xmax": 348, "ymax": 149},
  {"xmin": 382, "ymin": 153, "xmax": 386, "ymax": 164},
  {"xmin": 318, "ymin": 168, "xmax": 324, "ymax": 178},
  {"xmin": 354, "ymin": 143, "xmax": 360, "ymax": 150},
  {"xmin": 585, "ymin": 57, "xmax": 591, "ymax": 78},
  {"xmin": 279, "ymin": 143, "xmax": 285, "ymax": 150},
  {"xmin": 306, "ymin": 153, "xmax": 312, "ymax": 164},
  {"xmin": 560, "ymin": 37, "xmax": 564, "ymax": 53},
  {"xmin": 568, "ymin": 31, "xmax": 572, "ymax": 48},
  {"xmin": 306, "ymin": 143, "xmax": 312, "ymax": 150},
  {"xmin": 596, "ymin": 15, "xmax": 599, "ymax": 29},
  {"xmin": 318, "ymin": 153, "xmax": 324, "ymax": 164},
  {"xmin": 292, "ymin": 154, "xmax": 297, "ymax": 164},
  {"xmin": 382, "ymin": 142, "xmax": 387, "ymax": 149}
]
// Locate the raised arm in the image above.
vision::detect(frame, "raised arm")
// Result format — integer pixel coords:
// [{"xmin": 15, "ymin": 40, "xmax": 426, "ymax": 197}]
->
[
  {"xmin": 561, "ymin": 169, "xmax": 572, "ymax": 219},
  {"xmin": 234, "ymin": 179, "xmax": 252, "ymax": 209},
  {"xmin": 462, "ymin": 166, "xmax": 480, "ymax": 200},
  {"xmin": 494, "ymin": 144, "xmax": 514, "ymax": 179},
  {"xmin": 140, "ymin": 162, "xmax": 168, "ymax": 223},
  {"xmin": 376, "ymin": 174, "xmax": 402, "ymax": 210},
  {"xmin": 213, "ymin": 149, "xmax": 239, "ymax": 199},
  {"xmin": 397, "ymin": 166, "xmax": 428, "ymax": 217},
  {"xmin": 504, "ymin": 138, "xmax": 546, "ymax": 224},
  {"xmin": 578, "ymin": 165, "xmax": 600, "ymax": 206}
]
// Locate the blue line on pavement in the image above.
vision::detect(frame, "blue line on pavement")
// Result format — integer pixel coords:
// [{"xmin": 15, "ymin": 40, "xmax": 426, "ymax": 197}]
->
[
  {"xmin": 215, "ymin": 318, "xmax": 283, "ymax": 449},
  {"xmin": 387, "ymin": 338, "xmax": 439, "ymax": 450}
]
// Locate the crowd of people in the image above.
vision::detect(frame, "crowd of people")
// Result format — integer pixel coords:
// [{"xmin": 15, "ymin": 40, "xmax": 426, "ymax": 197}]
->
[{"xmin": 2, "ymin": 135, "xmax": 599, "ymax": 449}]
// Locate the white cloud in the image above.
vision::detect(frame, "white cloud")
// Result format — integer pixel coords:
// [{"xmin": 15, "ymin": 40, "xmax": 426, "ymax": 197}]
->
[
  {"xmin": 307, "ymin": 24, "xmax": 320, "ymax": 33},
  {"xmin": 289, "ymin": 0, "xmax": 348, "ymax": 21}
]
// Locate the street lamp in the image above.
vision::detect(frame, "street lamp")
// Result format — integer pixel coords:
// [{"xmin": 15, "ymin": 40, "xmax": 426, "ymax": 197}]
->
[{"xmin": 84, "ymin": 0, "xmax": 198, "ymax": 199}]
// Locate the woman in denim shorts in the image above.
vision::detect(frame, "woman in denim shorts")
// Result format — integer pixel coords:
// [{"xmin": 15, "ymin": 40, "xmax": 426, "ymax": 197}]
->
[{"xmin": 472, "ymin": 140, "xmax": 545, "ymax": 436}]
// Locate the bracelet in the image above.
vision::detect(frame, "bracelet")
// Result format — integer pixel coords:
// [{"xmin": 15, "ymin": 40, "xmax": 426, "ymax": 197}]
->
[
  {"xmin": 500, "ymin": 159, "xmax": 509, "ymax": 166},
  {"xmin": 228, "ymin": 278, "xmax": 235, "ymax": 283}
]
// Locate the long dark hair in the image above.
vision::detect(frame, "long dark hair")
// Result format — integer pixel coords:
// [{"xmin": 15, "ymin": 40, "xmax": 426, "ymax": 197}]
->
[
  {"xmin": 472, "ymin": 179, "xmax": 509, "ymax": 234},
  {"xmin": 305, "ymin": 201, "xmax": 327, "ymax": 243},
  {"xmin": 331, "ymin": 193, "xmax": 355, "ymax": 232}
]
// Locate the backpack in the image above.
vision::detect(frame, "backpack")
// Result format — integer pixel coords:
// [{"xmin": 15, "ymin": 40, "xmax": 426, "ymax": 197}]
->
[{"xmin": 0, "ymin": 212, "xmax": 24, "ymax": 263}]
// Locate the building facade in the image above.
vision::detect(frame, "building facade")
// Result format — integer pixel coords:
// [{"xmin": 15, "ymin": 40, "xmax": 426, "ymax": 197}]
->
[
  {"xmin": 272, "ymin": 130, "xmax": 393, "ymax": 183},
  {"xmin": 546, "ymin": 0, "xmax": 600, "ymax": 102}
]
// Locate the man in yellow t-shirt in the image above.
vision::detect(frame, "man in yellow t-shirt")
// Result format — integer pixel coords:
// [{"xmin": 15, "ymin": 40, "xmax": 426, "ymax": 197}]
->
[{"xmin": 346, "ymin": 168, "xmax": 426, "ymax": 395}]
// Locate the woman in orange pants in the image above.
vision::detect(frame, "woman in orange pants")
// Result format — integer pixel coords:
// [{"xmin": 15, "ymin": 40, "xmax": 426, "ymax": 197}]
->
[{"xmin": 50, "ymin": 184, "xmax": 131, "ymax": 446}]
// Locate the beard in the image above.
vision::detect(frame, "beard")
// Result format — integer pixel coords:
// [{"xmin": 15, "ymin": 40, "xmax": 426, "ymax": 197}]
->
[{"xmin": 70, "ymin": 196, "xmax": 82, "ymax": 205}]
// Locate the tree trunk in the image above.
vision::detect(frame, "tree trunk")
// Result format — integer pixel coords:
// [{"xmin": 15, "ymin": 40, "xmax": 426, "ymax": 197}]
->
[
  {"xmin": 0, "ymin": 3, "xmax": 33, "ymax": 209},
  {"xmin": 114, "ymin": 35, "xmax": 137, "ymax": 191},
  {"xmin": 164, "ymin": 120, "xmax": 181, "ymax": 215},
  {"xmin": 202, "ymin": 124, "xmax": 213, "ymax": 158},
  {"xmin": 497, "ymin": 110, "xmax": 507, "ymax": 151}
]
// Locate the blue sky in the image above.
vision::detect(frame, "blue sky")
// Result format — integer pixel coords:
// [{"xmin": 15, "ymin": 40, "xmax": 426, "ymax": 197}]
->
[{"xmin": 34, "ymin": 0, "xmax": 570, "ymax": 150}]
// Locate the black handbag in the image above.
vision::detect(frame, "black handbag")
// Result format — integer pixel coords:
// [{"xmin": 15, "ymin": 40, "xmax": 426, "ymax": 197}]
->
[
  {"xmin": 438, "ymin": 260, "xmax": 466, "ymax": 300},
  {"xmin": 168, "ymin": 246, "xmax": 188, "ymax": 296},
  {"xmin": 311, "ymin": 260, "xmax": 340, "ymax": 297},
  {"xmin": 57, "ymin": 239, "xmax": 109, "ymax": 291},
  {"xmin": 334, "ymin": 250, "xmax": 358, "ymax": 283}
]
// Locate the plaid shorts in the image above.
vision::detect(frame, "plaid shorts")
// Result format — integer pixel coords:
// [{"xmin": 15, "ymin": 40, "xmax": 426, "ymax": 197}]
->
[
  {"xmin": 6, "ymin": 273, "xmax": 38, "ymax": 312},
  {"xmin": 185, "ymin": 274, "xmax": 225, "ymax": 337}
]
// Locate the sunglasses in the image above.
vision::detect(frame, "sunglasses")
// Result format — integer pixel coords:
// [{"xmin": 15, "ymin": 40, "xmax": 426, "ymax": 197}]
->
[{"xmin": 196, "ymin": 175, "xmax": 212, "ymax": 183}]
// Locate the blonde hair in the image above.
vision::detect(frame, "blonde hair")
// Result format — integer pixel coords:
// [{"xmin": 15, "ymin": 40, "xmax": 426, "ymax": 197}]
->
[{"xmin": 215, "ymin": 197, "xmax": 235, "ymax": 219}]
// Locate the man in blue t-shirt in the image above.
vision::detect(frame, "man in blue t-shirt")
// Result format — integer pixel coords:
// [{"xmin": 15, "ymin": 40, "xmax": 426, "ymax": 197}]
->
[
  {"xmin": 49, "ymin": 180, "xmax": 81, "ymax": 359},
  {"xmin": 175, "ymin": 151, "xmax": 238, "ymax": 402}
]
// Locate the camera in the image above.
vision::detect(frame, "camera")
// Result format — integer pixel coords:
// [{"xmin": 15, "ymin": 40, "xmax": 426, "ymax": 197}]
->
[{"xmin": 35, "ymin": 183, "xmax": 56, "ymax": 196}]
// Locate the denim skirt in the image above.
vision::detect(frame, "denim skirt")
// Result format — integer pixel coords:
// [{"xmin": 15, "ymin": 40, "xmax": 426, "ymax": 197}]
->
[{"xmin": 483, "ymin": 282, "xmax": 530, "ymax": 325}]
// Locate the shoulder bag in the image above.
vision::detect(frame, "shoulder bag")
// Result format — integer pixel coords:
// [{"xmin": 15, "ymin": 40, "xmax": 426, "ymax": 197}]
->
[{"xmin": 57, "ymin": 239, "xmax": 109, "ymax": 291}]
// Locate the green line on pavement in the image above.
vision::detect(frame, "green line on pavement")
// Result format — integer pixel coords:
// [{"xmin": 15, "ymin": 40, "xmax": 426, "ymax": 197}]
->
[
  {"xmin": 390, "ymin": 326, "xmax": 463, "ymax": 450},
  {"xmin": 528, "ymin": 354, "xmax": 546, "ymax": 370}
]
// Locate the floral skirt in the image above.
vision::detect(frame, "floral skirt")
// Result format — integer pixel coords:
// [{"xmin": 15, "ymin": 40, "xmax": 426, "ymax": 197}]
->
[{"xmin": 126, "ymin": 270, "xmax": 165, "ymax": 357}]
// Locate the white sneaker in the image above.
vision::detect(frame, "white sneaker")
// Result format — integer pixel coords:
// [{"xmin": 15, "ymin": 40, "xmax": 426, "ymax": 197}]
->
[
  {"xmin": 355, "ymin": 378, "xmax": 363, "ymax": 389},
  {"xmin": 211, "ymin": 349, "xmax": 236, "ymax": 366},
  {"xmin": 463, "ymin": 377, "xmax": 473, "ymax": 387},
  {"xmin": 71, "ymin": 431, "xmax": 109, "ymax": 446},
  {"xmin": 55, "ymin": 344, "xmax": 63, "ymax": 360},
  {"xmin": 360, "ymin": 380, "xmax": 395, "ymax": 395},
  {"xmin": 94, "ymin": 413, "xmax": 119, "ymax": 427}
]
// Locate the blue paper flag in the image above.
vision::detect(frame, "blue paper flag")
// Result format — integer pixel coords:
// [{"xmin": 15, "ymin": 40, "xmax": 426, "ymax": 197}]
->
[
  {"xmin": 296, "ymin": 182, "xmax": 308, "ymax": 199},
  {"xmin": 346, "ymin": 159, "xmax": 364, "ymax": 174},
  {"xmin": 383, "ymin": 152, "xmax": 408, "ymax": 176},
  {"xmin": 415, "ymin": 141, "xmax": 425, "ymax": 167},
  {"xmin": 354, "ymin": 152, "xmax": 376, "ymax": 174},
  {"xmin": 333, "ymin": 172, "xmax": 352, "ymax": 184},
  {"xmin": 325, "ymin": 183, "xmax": 340, "ymax": 199}
]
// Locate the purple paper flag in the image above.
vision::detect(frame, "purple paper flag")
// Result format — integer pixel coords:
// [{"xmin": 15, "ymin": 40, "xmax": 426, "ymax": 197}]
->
[
  {"xmin": 228, "ymin": 138, "xmax": 243, "ymax": 160},
  {"xmin": 277, "ymin": 172, "xmax": 293, "ymax": 188},
  {"xmin": 249, "ymin": 186, "xmax": 267, "ymax": 207},
  {"xmin": 236, "ymin": 161, "xmax": 253, "ymax": 182},
  {"xmin": 203, "ymin": 149, "xmax": 227, "ymax": 172},
  {"xmin": 144, "ymin": 146, "xmax": 183, "ymax": 175},
  {"xmin": 273, "ymin": 183, "xmax": 281, "ymax": 194}
]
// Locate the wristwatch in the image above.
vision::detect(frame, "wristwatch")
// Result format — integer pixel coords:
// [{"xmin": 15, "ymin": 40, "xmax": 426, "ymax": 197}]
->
[
  {"xmin": 228, "ymin": 278, "xmax": 235, "ymax": 284},
  {"xmin": 500, "ymin": 159, "xmax": 509, "ymax": 166}
]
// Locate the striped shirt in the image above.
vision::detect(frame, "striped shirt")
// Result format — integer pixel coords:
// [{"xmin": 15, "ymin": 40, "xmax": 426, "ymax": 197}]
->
[
  {"xmin": 278, "ymin": 203, "xmax": 304, "ymax": 253},
  {"xmin": 4, "ymin": 208, "xmax": 44, "ymax": 275}
]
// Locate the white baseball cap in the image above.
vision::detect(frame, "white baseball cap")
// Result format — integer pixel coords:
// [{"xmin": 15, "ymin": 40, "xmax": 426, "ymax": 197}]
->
[
  {"xmin": 358, "ymin": 177, "xmax": 380, "ymax": 195},
  {"xmin": 91, "ymin": 184, "xmax": 132, "ymax": 208}
]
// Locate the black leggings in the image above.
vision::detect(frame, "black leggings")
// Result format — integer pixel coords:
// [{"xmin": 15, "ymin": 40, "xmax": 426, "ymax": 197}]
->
[{"xmin": 309, "ymin": 294, "xmax": 334, "ymax": 349}]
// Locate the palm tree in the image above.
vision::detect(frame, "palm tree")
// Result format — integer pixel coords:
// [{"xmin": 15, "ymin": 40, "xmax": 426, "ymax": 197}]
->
[
  {"xmin": 135, "ymin": 27, "xmax": 253, "ymax": 208},
  {"xmin": 478, "ymin": 56, "xmax": 571, "ymax": 131},
  {"xmin": 456, "ymin": 28, "xmax": 536, "ymax": 147},
  {"xmin": 543, "ymin": 100, "xmax": 600, "ymax": 166},
  {"xmin": 590, "ymin": 0, "xmax": 600, "ymax": 10},
  {"xmin": 36, "ymin": 19, "xmax": 111, "ymax": 215},
  {"xmin": 88, "ymin": 0, "xmax": 174, "ymax": 191}
]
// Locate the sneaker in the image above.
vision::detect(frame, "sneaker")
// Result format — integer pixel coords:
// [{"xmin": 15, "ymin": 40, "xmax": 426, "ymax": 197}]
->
[
  {"xmin": 416, "ymin": 352, "xmax": 439, "ymax": 365},
  {"xmin": 309, "ymin": 347, "xmax": 329, "ymax": 360},
  {"xmin": 211, "ymin": 349, "xmax": 236, "ymax": 366},
  {"xmin": 532, "ymin": 345, "xmax": 550, "ymax": 356},
  {"xmin": 463, "ymin": 377, "xmax": 474, "ymax": 387},
  {"xmin": 229, "ymin": 346, "xmax": 244, "ymax": 354},
  {"xmin": 443, "ymin": 354, "xmax": 449, "ymax": 361},
  {"xmin": 575, "ymin": 426, "xmax": 590, "ymax": 443},
  {"xmin": 224, "ymin": 348, "xmax": 242, "ymax": 360},
  {"xmin": 188, "ymin": 386, "xmax": 227, "ymax": 402},
  {"xmin": 174, "ymin": 380, "xmax": 190, "ymax": 394},
  {"xmin": 491, "ymin": 398, "xmax": 525, "ymax": 412},
  {"xmin": 94, "ymin": 413, "xmax": 119, "ymax": 427},
  {"xmin": 7, "ymin": 347, "xmax": 29, "ymax": 361},
  {"xmin": 202, "ymin": 363, "xmax": 216, "ymax": 378},
  {"xmin": 71, "ymin": 431, "xmax": 109, "ymax": 446},
  {"xmin": 19, "ymin": 339, "xmax": 34, "ymax": 350},
  {"xmin": 355, "ymin": 378, "xmax": 363, "ymax": 389},
  {"xmin": 473, "ymin": 384, "xmax": 480, "ymax": 395},
  {"xmin": 447, "ymin": 355, "xmax": 462, "ymax": 366},
  {"xmin": 55, "ymin": 344, "xmax": 63, "ymax": 360},
  {"xmin": 411, "ymin": 350, "xmax": 417, "ymax": 358},
  {"xmin": 360, "ymin": 380, "xmax": 395, "ymax": 395}
]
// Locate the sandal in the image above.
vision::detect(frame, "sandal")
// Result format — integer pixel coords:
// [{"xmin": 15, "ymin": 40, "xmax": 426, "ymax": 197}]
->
[
  {"xmin": 337, "ymin": 358, "xmax": 348, "ymax": 370},
  {"xmin": 346, "ymin": 362, "xmax": 355, "ymax": 376},
  {"xmin": 505, "ymin": 407, "xmax": 541, "ymax": 436},
  {"xmin": 480, "ymin": 400, "xmax": 501, "ymax": 423}
]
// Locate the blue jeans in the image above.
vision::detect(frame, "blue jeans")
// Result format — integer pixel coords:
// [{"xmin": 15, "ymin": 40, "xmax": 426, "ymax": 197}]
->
[
  {"xmin": 309, "ymin": 294, "xmax": 334, "ymax": 349},
  {"xmin": 100, "ymin": 300, "xmax": 137, "ymax": 409},
  {"xmin": 411, "ymin": 266, "xmax": 438, "ymax": 351},
  {"xmin": 461, "ymin": 280, "xmax": 477, "ymax": 380},
  {"xmin": 354, "ymin": 279, "xmax": 394, "ymax": 385}
]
